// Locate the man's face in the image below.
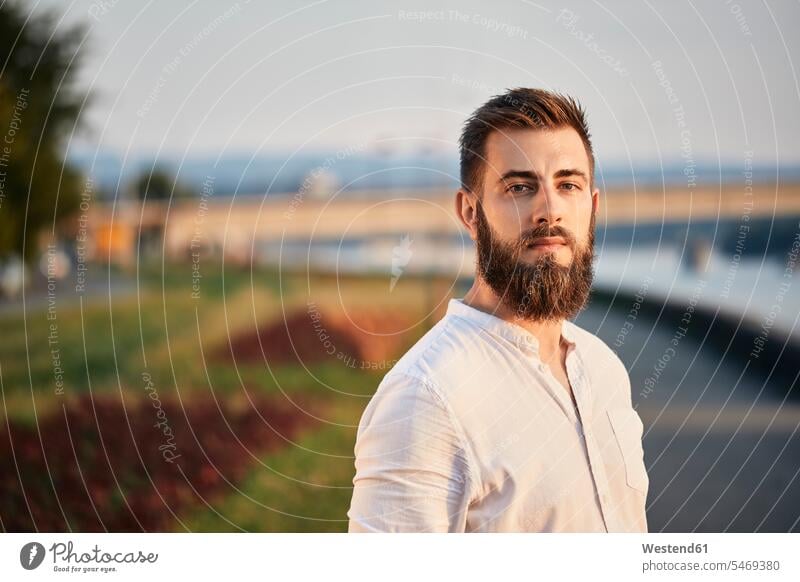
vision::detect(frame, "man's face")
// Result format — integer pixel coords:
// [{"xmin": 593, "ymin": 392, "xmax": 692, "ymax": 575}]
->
[{"xmin": 472, "ymin": 126, "xmax": 598, "ymax": 321}]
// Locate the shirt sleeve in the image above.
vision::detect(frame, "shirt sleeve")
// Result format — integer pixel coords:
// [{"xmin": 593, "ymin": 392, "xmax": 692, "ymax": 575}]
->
[{"xmin": 347, "ymin": 372, "xmax": 473, "ymax": 532}]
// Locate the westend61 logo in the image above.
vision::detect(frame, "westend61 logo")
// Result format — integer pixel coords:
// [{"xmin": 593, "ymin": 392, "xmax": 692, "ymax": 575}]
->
[{"xmin": 19, "ymin": 541, "xmax": 158, "ymax": 573}]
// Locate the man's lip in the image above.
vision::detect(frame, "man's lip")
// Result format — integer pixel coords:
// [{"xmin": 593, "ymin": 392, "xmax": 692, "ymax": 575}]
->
[{"xmin": 528, "ymin": 237, "xmax": 566, "ymax": 246}]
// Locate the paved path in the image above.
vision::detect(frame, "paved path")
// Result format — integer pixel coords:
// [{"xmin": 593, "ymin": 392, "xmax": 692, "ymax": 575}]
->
[{"xmin": 576, "ymin": 299, "xmax": 800, "ymax": 532}]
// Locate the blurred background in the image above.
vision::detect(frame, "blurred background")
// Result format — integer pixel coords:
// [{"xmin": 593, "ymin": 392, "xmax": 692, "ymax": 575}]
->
[{"xmin": 0, "ymin": 0, "xmax": 798, "ymax": 532}]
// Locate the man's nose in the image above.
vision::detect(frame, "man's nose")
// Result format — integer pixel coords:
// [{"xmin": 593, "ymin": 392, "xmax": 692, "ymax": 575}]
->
[{"xmin": 532, "ymin": 185, "xmax": 565, "ymax": 228}]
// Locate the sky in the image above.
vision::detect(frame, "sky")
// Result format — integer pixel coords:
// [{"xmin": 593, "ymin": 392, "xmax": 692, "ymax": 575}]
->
[{"xmin": 27, "ymin": 0, "xmax": 800, "ymax": 168}]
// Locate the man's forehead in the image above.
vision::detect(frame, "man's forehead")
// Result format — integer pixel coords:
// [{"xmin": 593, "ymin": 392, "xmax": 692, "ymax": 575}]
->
[{"xmin": 485, "ymin": 127, "xmax": 590, "ymax": 174}]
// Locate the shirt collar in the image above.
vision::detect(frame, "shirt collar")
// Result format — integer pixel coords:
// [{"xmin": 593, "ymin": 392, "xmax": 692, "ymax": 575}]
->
[{"xmin": 446, "ymin": 297, "xmax": 577, "ymax": 354}]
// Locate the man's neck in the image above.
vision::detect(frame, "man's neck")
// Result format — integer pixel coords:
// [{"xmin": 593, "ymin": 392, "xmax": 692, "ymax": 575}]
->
[{"xmin": 462, "ymin": 278, "xmax": 565, "ymax": 360}]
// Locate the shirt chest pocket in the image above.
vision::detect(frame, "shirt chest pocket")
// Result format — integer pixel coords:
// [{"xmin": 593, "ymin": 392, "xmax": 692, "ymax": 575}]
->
[{"xmin": 606, "ymin": 408, "xmax": 649, "ymax": 494}]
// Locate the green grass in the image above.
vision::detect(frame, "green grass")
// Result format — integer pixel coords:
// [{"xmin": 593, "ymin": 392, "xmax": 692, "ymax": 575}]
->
[
  {"xmin": 0, "ymin": 262, "xmax": 294, "ymax": 419},
  {"xmin": 1, "ymin": 261, "xmax": 443, "ymax": 530},
  {"xmin": 175, "ymin": 385, "xmax": 369, "ymax": 532}
]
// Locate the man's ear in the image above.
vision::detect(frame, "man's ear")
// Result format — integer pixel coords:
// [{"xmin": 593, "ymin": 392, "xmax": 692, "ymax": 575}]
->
[
  {"xmin": 591, "ymin": 187, "xmax": 600, "ymax": 215},
  {"xmin": 455, "ymin": 189, "xmax": 479, "ymax": 241}
]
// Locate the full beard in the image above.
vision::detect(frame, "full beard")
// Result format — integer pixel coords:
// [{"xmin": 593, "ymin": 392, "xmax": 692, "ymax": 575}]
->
[{"xmin": 474, "ymin": 202, "xmax": 596, "ymax": 322}]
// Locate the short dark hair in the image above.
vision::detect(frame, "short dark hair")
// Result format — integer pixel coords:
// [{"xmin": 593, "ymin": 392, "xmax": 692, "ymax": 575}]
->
[{"xmin": 459, "ymin": 87, "xmax": 595, "ymax": 195}]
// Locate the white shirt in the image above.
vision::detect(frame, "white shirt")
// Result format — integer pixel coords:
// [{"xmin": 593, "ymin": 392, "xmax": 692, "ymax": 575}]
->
[{"xmin": 348, "ymin": 298, "xmax": 649, "ymax": 532}]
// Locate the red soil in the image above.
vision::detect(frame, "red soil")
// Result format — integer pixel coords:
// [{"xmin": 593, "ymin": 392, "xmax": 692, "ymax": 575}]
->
[
  {"xmin": 0, "ymin": 392, "xmax": 316, "ymax": 532},
  {"xmin": 217, "ymin": 307, "xmax": 419, "ymax": 368}
]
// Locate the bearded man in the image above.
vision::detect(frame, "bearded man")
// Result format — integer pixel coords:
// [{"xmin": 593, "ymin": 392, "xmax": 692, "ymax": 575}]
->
[{"xmin": 348, "ymin": 88, "xmax": 649, "ymax": 532}]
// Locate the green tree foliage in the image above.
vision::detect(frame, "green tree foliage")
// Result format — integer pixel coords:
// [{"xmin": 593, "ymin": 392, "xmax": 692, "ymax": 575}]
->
[
  {"xmin": 133, "ymin": 167, "xmax": 192, "ymax": 201},
  {"xmin": 0, "ymin": 2, "xmax": 90, "ymax": 261}
]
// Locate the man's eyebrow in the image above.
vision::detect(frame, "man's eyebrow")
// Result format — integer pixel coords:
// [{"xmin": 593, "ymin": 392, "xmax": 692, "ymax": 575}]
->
[
  {"xmin": 498, "ymin": 170, "xmax": 539, "ymax": 183},
  {"xmin": 553, "ymin": 168, "xmax": 589, "ymax": 182}
]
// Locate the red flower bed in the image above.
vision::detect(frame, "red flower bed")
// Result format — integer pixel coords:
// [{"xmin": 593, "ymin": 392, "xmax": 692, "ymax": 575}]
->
[
  {"xmin": 0, "ymin": 392, "xmax": 316, "ymax": 532},
  {"xmin": 217, "ymin": 307, "xmax": 418, "ymax": 368}
]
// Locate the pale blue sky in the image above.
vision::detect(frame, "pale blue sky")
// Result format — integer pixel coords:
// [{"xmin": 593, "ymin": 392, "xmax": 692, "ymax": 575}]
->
[{"xmin": 30, "ymin": 0, "xmax": 800, "ymax": 166}]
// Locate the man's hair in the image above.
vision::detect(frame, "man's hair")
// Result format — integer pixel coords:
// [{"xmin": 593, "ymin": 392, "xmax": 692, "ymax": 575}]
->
[{"xmin": 459, "ymin": 87, "xmax": 595, "ymax": 196}]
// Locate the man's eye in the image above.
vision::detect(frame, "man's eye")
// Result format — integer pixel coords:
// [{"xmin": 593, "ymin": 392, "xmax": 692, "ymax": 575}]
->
[
  {"xmin": 560, "ymin": 182, "xmax": 579, "ymax": 191},
  {"xmin": 508, "ymin": 183, "xmax": 534, "ymax": 195}
]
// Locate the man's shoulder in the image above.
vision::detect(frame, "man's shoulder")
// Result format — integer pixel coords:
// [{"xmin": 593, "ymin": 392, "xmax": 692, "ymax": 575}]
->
[
  {"xmin": 384, "ymin": 313, "xmax": 480, "ymax": 386},
  {"xmin": 566, "ymin": 321, "xmax": 629, "ymax": 379}
]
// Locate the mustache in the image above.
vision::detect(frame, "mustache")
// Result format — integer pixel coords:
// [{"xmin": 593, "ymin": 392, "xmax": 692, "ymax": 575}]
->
[{"xmin": 517, "ymin": 224, "xmax": 577, "ymax": 249}]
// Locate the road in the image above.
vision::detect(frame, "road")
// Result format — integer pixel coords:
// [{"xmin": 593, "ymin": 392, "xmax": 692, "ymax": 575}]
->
[{"xmin": 576, "ymin": 295, "xmax": 800, "ymax": 532}]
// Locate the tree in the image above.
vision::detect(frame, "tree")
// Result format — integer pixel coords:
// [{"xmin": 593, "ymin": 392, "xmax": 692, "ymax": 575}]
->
[
  {"xmin": 0, "ymin": 1, "xmax": 91, "ymax": 261},
  {"xmin": 132, "ymin": 167, "xmax": 192, "ymax": 201}
]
